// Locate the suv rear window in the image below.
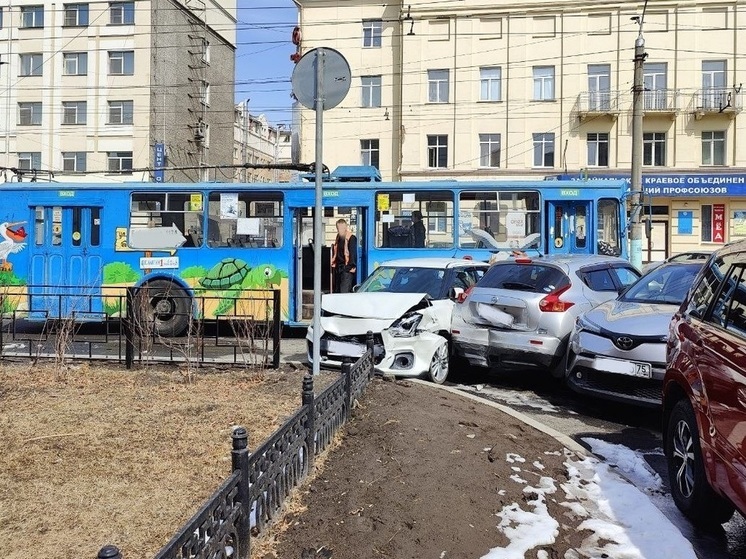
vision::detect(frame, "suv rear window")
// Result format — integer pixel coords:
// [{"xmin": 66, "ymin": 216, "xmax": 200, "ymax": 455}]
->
[{"xmin": 479, "ymin": 263, "xmax": 570, "ymax": 293}]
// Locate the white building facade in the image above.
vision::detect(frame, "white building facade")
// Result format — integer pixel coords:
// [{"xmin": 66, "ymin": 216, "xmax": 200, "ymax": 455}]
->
[
  {"xmin": 234, "ymin": 103, "xmax": 292, "ymax": 182},
  {"xmin": 0, "ymin": 0, "xmax": 236, "ymax": 183},
  {"xmin": 294, "ymin": 0, "xmax": 746, "ymax": 259}
]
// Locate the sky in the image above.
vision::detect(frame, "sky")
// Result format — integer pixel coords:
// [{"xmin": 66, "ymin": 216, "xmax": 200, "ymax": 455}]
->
[{"xmin": 235, "ymin": 0, "xmax": 297, "ymax": 128}]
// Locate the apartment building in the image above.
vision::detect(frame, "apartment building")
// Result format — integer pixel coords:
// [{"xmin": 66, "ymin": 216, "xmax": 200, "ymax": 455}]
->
[
  {"xmin": 294, "ymin": 0, "xmax": 746, "ymax": 258},
  {"xmin": 234, "ymin": 102, "xmax": 293, "ymax": 182},
  {"xmin": 0, "ymin": 0, "xmax": 236, "ymax": 183}
]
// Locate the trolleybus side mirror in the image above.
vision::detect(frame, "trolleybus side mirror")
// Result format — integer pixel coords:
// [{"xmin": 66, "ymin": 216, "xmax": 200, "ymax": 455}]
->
[{"xmin": 645, "ymin": 218, "xmax": 652, "ymax": 239}]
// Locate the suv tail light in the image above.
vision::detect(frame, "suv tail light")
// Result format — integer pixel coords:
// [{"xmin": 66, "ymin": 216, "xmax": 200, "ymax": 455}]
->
[
  {"xmin": 457, "ymin": 286, "xmax": 473, "ymax": 304},
  {"xmin": 539, "ymin": 284, "xmax": 574, "ymax": 312}
]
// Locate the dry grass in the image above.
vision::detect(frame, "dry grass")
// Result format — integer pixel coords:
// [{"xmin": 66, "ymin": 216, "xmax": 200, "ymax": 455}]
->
[{"xmin": 0, "ymin": 361, "xmax": 332, "ymax": 559}]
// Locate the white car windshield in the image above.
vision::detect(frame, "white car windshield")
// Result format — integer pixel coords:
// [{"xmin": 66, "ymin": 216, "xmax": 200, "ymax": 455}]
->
[{"xmin": 359, "ymin": 266, "xmax": 445, "ymax": 298}]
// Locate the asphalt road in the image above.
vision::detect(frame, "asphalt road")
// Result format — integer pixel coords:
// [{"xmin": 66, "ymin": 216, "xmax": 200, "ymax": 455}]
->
[{"xmin": 447, "ymin": 366, "xmax": 746, "ymax": 559}]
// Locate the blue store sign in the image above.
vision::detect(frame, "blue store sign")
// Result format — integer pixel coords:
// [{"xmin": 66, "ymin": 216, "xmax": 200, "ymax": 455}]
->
[
  {"xmin": 154, "ymin": 143, "xmax": 166, "ymax": 183},
  {"xmin": 555, "ymin": 173, "xmax": 746, "ymax": 197}
]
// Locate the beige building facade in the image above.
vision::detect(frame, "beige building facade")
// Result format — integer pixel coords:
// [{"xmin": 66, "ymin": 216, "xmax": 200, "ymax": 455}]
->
[
  {"xmin": 294, "ymin": 0, "xmax": 746, "ymax": 260},
  {"xmin": 0, "ymin": 0, "xmax": 236, "ymax": 183}
]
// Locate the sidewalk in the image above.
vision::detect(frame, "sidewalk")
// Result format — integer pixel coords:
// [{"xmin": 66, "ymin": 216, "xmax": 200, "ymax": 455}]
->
[
  {"xmin": 259, "ymin": 379, "xmax": 697, "ymax": 559},
  {"xmin": 279, "ymin": 337, "xmax": 307, "ymax": 365}
]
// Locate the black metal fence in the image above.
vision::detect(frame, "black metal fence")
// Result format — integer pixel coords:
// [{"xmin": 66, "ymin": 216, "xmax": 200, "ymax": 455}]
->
[
  {"xmin": 0, "ymin": 285, "xmax": 282, "ymax": 368},
  {"xmin": 94, "ymin": 338, "xmax": 375, "ymax": 559}
]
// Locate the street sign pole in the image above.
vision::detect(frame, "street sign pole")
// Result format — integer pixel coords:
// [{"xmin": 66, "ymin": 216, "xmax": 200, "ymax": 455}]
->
[
  {"xmin": 291, "ymin": 46, "xmax": 350, "ymax": 377},
  {"xmin": 311, "ymin": 49, "xmax": 325, "ymax": 377}
]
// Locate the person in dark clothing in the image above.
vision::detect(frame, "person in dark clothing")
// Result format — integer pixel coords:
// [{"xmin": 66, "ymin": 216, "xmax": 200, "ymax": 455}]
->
[
  {"xmin": 410, "ymin": 210, "xmax": 426, "ymax": 248},
  {"xmin": 331, "ymin": 218, "xmax": 358, "ymax": 293}
]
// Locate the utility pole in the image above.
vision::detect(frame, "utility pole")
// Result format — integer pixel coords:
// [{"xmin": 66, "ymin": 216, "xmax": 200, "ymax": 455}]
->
[{"xmin": 629, "ymin": 4, "xmax": 648, "ymax": 270}]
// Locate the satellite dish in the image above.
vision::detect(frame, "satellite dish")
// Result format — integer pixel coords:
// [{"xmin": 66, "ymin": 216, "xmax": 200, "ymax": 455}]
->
[{"xmin": 291, "ymin": 47, "xmax": 351, "ymax": 111}]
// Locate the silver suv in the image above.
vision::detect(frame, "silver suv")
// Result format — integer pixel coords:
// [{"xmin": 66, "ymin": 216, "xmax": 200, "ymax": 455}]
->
[{"xmin": 451, "ymin": 255, "xmax": 640, "ymax": 376}]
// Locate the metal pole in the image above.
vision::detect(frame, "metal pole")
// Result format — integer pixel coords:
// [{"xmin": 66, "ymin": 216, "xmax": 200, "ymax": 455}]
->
[
  {"xmin": 311, "ymin": 49, "xmax": 325, "ymax": 376},
  {"xmin": 629, "ymin": 12, "xmax": 648, "ymax": 270}
]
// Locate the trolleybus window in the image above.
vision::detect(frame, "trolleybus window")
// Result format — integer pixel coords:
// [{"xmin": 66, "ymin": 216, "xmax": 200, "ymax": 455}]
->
[
  {"xmin": 129, "ymin": 193, "xmax": 203, "ymax": 248},
  {"xmin": 207, "ymin": 192, "xmax": 282, "ymax": 248},
  {"xmin": 597, "ymin": 198, "xmax": 621, "ymax": 256},
  {"xmin": 375, "ymin": 190, "xmax": 454, "ymax": 248},
  {"xmin": 459, "ymin": 191, "xmax": 540, "ymax": 249}
]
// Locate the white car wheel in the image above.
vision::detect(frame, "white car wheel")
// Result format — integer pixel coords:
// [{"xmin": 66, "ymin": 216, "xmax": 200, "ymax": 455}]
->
[{"xmin": 428, "ymin": 342, "xmax": 450, "ymax": 384}]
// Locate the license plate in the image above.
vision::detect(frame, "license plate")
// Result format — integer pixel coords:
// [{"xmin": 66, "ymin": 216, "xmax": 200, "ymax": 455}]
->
[
  {"xmin": 593, "ymin": 357, "xmax": 652, "ymax": 379},
  {"xmin": 325, "ymin": 340, "xmax": 365, "ymax": 358}
]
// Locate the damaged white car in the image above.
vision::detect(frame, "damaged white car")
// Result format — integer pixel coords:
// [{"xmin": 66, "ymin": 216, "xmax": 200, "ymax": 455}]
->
[{"xmin": 306, "ymin": 258, "xmax": 488, "ymax": 383}]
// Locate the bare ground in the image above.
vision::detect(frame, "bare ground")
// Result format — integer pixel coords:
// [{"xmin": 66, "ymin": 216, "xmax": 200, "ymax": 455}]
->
[
  {"xmin": 263, "ymin": 379, "xmax": 596, "ymax": 559},
  {"xmin": 0, "ymin": 361, "xmax": 331, "ymax": 559}
]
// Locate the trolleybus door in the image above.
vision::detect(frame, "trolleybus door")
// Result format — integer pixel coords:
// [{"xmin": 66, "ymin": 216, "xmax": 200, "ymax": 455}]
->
[
  {"xmin": 292, "ymin": 206, "xmax": 366, "ymax": 323},
  {"xmin": 546, "ymin": 201, "xmax": 592, "ymax": 256},
  {"xmin": 29, "ymin": 205, "xmax": 103, "ymax": 318}
]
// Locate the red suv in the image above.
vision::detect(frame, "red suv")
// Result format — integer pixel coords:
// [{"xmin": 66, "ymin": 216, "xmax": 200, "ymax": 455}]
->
[{"xmin": 663, "ymin": 240, "xmax": 746, "ymax": 526}]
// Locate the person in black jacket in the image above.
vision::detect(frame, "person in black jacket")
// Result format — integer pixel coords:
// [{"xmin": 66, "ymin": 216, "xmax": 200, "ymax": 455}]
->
[
  {"xmin": 331, "ymin": 219, "xmax": 358, "ymax": 293},
  {"xmin": 410, "ymin": 210, "xmax": 426, "ymax": 248}
]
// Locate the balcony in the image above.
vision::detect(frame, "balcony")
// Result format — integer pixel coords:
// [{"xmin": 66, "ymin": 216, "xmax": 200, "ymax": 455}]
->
[
  {"xmin": 577, "ymin": 91, "xmax": 620, "ymax": 121},
  {"xmin": 643, "ymin": 89, "xmax": 680, "ymax": 119},
  {"xmin": 692, "ymin": 88, "xmax": 743, "ymax": 119}
]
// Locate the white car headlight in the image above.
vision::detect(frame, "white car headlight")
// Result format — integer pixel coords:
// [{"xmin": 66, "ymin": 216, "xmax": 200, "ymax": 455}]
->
[{"xmin": 388, "ymin": 312, "xmax": 423, "ymax": 338}]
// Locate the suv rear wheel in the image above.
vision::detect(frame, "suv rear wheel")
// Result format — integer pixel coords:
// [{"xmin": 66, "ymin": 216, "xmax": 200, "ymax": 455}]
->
[{"xmin": 665, "ymin": 398, "xmax": 735, "ymax": 527}]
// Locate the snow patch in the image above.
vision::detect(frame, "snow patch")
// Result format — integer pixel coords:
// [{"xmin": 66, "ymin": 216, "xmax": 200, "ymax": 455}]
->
[
  {"xmin": 482, "ymin": 477, "xmax": 559, "ymax": 559},
  {"xmin": 506, "ymin": 453, "xmax": 526, "ymax": 464},
  {"xmin": 582, "ymin": 437, "xmax": 662, "ymax": 491},
  {"xmin": 560, "ymin": 454, "xmax": 697, "ymax": 559},
  {"xmin": 455, "ymin": 384, "xmax": 565, "ymax": 413},
  {"xmin": 510, "ymin": 474, "xmax": 527, "ymax": 484},
  {"xmin": 532, "ymin": 461, "xmax": 545, "ymax": 470}
]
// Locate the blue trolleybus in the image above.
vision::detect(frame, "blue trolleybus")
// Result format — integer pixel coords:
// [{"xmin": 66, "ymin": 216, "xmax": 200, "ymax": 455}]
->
[{"xmin": 0, "ymin": 166, "xmax": 629, "ymax": 333}]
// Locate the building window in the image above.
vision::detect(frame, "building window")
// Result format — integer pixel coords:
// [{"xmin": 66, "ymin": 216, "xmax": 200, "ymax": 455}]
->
[
  {"xmin": 63, "ymin": 3, "xmax": 89, "ymax": 26},
  {"xmin": 108, "ymin": 51, "xmax": 134, "ymax": 75},
  {"xmin": 20, "ymin": 6, "xmax": 44, "ymax": 28},
  {"xmin": 587, "ymin": 64, "xmax": 611, "ymax": 110},
  {"xmin": 702, "ymin": 204, "xmax": 713, "ymax": 242},
  {"xmin": 107, "ymin": 151, "xmax": 133, "ymax": 173},
  {"xmin": 361, "ymin": 75, "xmax": 382, "ymax": 107},
  {"xmin": 200, "ymin": 81, "xmax": 210, "ymax": 106},
  {"xmin": 62, "ymin": 152, "xmax": 86, "ymax": 172},
  {"xmin": 109, "ymin": 1, "xmax": 134, "ymax": 24},
  {"xmin": 532, "ymin": 133, "xmax": 555, "ymax": 167},
  {"xmin": 702, "ymin": 60, "xmax": 727, "ymax": 109},
  {"xmin": 362, "ymin": 19, "xmax": 382, "ymax": 48},
  {"xmin": 18, "ymin": 102, "xmax": 42, "ymax": 125},
  {"xmin": 479, "ymin": 67, "xmax": 501, "ymax": 102},
  {"xmin": 533, "ymin": 66, "xmax": 555, "ymax": 100},
  {"xmin": 702, "ymin": 131, "xmax": 726, "ymax": 166},
  {"xmin": 587, "ymin": 133, "xmax": 609, "ymax": 167},
  {"xmin": 19, "ymin": 54, "xmax": 43, "ymax": 76},
  {"xmin": 62, "ymin": 101, "xmax": 87, "ymax": 125},
  {"xmin": 200, "ymin": 38, "xmax": 210, "ymax": 64},
  {"xmin": 643, "ymin": 132, "xmax": 666, "ymax": 166},
  {"xmin": 428, "ymin": 69, "xmax": 449, "ymax": 103},
  {"xmin": 108, "ymin": 100, "xmax": 133, "ymax": 124},
  {"xmin": 361, "ymin": 139, "xmax": 380, "ymax": 169},
  {"xmin": 63, "ymin": 52, "xmax": 87, "ymax": 75},
  {"xmin": 0, "ymin": 9, "xmax": 5, "ymax": 29},
  {"xmin": 643, "ymin": 62, "xmax": 668, "ymax": 110},
  {"xmin": 427, "ymin": 135, "xmax": 448, "ymax": 168},
  {"xmin": 479, "ymin": 134, "xmax": 501, "ymax": 167},
  {"xmin": 18, "ymin": 152, "xmax": 41, "ymax": 170}
]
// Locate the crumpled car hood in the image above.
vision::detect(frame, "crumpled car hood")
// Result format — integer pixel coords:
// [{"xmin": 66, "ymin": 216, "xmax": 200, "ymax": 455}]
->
[{"xmin": 320, "ymin": 292, "xmax": 429, "ymax": 336}]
